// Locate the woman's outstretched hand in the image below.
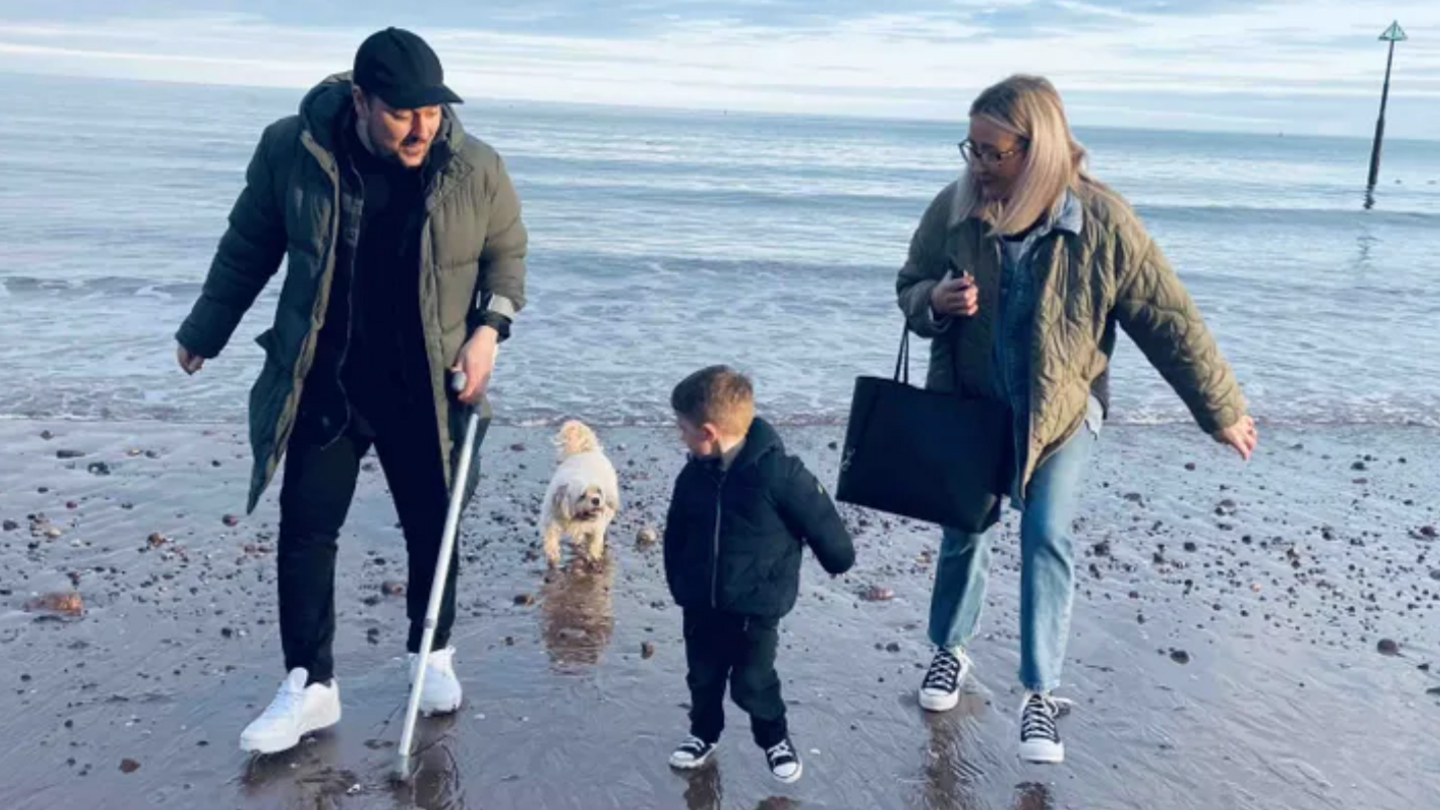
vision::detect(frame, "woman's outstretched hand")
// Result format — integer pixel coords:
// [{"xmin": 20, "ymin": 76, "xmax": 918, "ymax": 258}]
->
[{"xmin": 1212, "ymin": 414, "xmax": 1258, "ymax": 461}]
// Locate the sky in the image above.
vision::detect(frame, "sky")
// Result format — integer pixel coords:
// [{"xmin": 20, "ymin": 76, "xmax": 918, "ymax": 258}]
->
[{"xmin": 0, "ymin": 1, "xmax": 1437, "ymax": 138}]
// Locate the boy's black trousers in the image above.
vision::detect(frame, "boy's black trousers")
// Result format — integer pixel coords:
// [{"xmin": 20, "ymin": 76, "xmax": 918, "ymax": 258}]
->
[{"xmin": 683, "ymin": 608, "xmax": 787, "ymax": 748}]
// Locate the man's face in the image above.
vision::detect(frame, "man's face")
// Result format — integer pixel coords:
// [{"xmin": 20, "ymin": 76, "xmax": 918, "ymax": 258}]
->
[{"xmin": 353, "ymin": 88, "xmax": 442, "ymax": 168}]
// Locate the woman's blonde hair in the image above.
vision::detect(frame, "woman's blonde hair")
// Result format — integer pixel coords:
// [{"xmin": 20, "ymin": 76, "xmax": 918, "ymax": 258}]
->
[{"xmin": 954, "ymin": 75, "xmax": 1090, "ymax": 236}]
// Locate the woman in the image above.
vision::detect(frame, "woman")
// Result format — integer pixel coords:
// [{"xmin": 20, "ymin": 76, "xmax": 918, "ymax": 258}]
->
[{"xmin": 895, "ymin": 75, "xmax": 1257, "ymax": 765}]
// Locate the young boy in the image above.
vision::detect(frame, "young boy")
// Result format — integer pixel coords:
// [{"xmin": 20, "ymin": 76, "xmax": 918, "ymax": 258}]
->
[{"xmin": 662, "ymin": 365, "xmax": 855, "ymax": 783}]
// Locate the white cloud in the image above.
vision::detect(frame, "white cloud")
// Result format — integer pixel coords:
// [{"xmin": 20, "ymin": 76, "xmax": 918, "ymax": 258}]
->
[{"xmin": 0, "ymin": 3, "xmax": 1436, "ymax": 136}]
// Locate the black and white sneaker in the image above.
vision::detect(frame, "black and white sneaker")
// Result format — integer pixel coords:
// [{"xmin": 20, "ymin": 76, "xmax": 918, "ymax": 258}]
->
[
  {"xmin": 764, "ymin": 737, "xmax": 803, "ymax": 783},
  {"xmin": 1017, "ymin": 691, "xmax": 1073, "ymax": 764},
  {"xmin": 668, "ymin": 735, "xmax": 718, "ymax": 770},
  {"xmin": 918, "ymin": 647, "xmax": 973, "ymax": 712}
]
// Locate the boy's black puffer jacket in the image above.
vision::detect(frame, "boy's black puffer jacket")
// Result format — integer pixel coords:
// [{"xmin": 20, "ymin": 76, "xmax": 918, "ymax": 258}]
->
[{"xmin": 663, "ymin": 417, "xmax": 855, "ymax": 618}]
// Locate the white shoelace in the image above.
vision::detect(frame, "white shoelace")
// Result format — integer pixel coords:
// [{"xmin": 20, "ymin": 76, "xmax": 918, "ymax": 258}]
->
[
  {"xmin": 923, "ymin": 650, "xmax": 962, "ymax": 692},
  {"xmin": 678, "ymin": 735, "xmax": 709, "ymax": 756},
  {"xmin": 1020, "ymin": 692, "xmax": 1073, "ymax": 742},
  {"xmin": 766, "ymin": 740, "xmax": 797, "ymax": 763}
]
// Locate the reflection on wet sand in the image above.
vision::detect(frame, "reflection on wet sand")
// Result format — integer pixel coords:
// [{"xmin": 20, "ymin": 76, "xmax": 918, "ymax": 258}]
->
[
  {"xmin": 390, "ymin": 712, "xmax": 465, "ymax": 810},
  {"xmin": 539, "ymin": 555, "xmax": 616, "ymax": 672},
  {"xmin": 681, "ymin": 761, "xmax": 724, "ymax": 810},
  {"xmin": 679, "ymin": 762, "xmax": 803, "ymax": 810},
  {"xmin": 912, "ymin": 690, "xmax": 1053, "ymax": 810}
]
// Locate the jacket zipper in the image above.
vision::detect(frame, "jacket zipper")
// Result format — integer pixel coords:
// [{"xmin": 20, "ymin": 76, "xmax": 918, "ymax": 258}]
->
[
  {"xmin": 329, "ymin": 160, "xmax": 364, "ymax": 443},
  {"xmin": 709, "ymin": 472, "xmax": 725, "ymax": 608}
]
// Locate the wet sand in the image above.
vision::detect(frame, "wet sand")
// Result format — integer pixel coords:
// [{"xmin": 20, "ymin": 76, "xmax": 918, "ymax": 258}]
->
[{"xmin": 1, "ymin": 419, "xmax": 1437, "ymax": 810}]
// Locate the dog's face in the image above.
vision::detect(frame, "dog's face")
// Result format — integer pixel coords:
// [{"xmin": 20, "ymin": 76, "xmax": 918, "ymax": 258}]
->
[{"xmin": 556, "ymin": 484, "xmax": 608, "ymax": 523}]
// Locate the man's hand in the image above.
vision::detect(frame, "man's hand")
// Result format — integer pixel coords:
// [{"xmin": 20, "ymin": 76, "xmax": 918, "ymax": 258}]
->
[
  {"xmin": 930, "ymin": 272, "xmax": 979, "ymax": 318},
  {"xmin": 177, "ymin": 344, "xmax": 205, "ymax": 375},
  {"xmin": 452, "ymin": 326, "xmax": 499, "ymax": 405},
  {"xmin": 1212, "ymin": 414, "xmax": 1258, "ymax": 461}
]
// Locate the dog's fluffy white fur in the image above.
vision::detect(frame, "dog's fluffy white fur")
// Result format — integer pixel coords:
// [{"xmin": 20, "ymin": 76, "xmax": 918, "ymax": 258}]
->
[{"xmin": 540, "ymin": 420, "xmax": 620, "ymax": 567}]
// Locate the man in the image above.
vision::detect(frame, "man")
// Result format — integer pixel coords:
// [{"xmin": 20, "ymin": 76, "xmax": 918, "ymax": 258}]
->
[{"xmin": 174, "ymin": 27, "xmax": 527, "ymax": 754}]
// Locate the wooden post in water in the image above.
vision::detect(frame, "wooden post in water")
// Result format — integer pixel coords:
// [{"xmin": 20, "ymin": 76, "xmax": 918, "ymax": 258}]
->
[{"xmin": 1367, "ymin": 21, "xmax": 1407, "ymax": 195}]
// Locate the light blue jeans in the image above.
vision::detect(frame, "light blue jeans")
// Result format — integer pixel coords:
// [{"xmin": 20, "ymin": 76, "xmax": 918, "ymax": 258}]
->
[{"xmin": 926, "ymin": 424, "xmax": 1097, "ymax": 692}]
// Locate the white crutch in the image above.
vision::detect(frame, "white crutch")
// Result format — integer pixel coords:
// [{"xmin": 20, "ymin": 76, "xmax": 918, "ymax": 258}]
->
[{"xmin": 393, "ymin": 367, "xmax": 485, "ymax": 782}]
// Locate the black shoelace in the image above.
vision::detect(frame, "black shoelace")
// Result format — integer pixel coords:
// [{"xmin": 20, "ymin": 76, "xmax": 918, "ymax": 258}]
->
[
  {"xmin": 923, "ymin": 650, "xmax": 962, "ymax": 692},
  {"xmin": 1021, "ymin": 694, "xmax": 1059, "ymax": 743}
]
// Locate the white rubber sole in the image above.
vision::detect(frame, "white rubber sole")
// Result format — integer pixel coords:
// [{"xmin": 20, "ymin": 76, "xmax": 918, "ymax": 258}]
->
[
  {"xmin": 919, "ymin": 688, "xmax": 962, "ymax": 712},
  {"xmin": 417, "ymin": 691, "xmax": 463, "ymax": 717},
  {"xmin": 772, "ymin": 758, "xmax": 803, "ymax": 784},
  {"xmin": 1018, "ymin": 740, "xmax": 1065, "ymax": 765},
  {"xmin": 669, "ymin": 745, "xmax": 718, "ymax": 770},
  {"xmin": 240, "ymin": 695, "xmax": 342, "ymax": 755}
]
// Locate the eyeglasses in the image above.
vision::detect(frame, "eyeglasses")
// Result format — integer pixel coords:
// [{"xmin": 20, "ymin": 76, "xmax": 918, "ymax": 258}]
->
[{"xmin": 958, "ymin": 139, "xmax": 1027, "ymax": 167}]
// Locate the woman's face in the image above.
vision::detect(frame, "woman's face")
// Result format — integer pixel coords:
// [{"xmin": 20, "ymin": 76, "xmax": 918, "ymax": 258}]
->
[{"xmin": 966, "ymin": 116, "xmax": 1028, "ymax": 202}]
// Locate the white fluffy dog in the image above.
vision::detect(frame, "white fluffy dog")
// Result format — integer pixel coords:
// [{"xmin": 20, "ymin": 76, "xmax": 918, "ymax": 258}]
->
[{"xmin": 541, "ymin": 420, "xmax": 620, "ymax": 567}]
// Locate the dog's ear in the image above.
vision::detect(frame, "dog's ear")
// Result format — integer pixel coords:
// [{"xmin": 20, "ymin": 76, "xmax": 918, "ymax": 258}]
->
[{"xmin": 551, "ymin": 485, "xmax": 571, "ymax": 520}]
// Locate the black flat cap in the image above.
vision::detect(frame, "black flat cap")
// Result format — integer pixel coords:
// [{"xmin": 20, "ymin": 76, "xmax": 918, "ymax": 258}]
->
[{"xmin": 353, "ymin": 27, "xmax": 463, "ymax": 109}]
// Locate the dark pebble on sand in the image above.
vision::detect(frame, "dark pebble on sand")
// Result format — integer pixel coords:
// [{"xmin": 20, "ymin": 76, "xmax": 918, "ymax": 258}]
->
[
  {"xmin": 222, "ymin": 515, "xmax": 239, "ymax": 527},
  {"xmin": 40, "ymin": 430, "xmax": 53, "ymax": 440},
  {"xmin": 119, "ymin": 758, "xmax": 140, "ymax": 774},
  {"xmin": 514, "ymin": 593, "xmax": 535, "ymax": 606},
  {"xmin": 147, "ymin": 533, "xmax": 167, "ymax": 548},
  {"xmin": 366, "ymin": 628, "xmax": 380, "ymax": 644},
  {"xmin": 1420, "ymin": 526, "xmax": 1438, "ymax": 539},
  {"xmin": 636, "ymin": 526, "xmax": 659, "ymax": 546},
  {"xmin": 828, "ymin": 441, "xmax": 839, "ymax": 450},
  {"xmin": 1352, "ymin": 461, "xmax": 1367, "ymax": 471},
  {"xmin": 505, "ymin": 636, "xmax": 515, "ymax": 646},
  {"xmin": 1377, "ymin": 639, "xmax": 1400, "ymax": 656},
  {"xmin": 211, "ymin": 460, "xmax": 221, "ymax": 467},
  {"xmin": 86, "ymin": 462, "xmax": 111, "ymax": 476},
  {"xmin": 1184, "ymin": 462, "xmax": 1197, "ymax": 471},
  {"xmin": 642, "ymin": 641, "xmax": 656, "ymax": 659},
  {"xmin": 1419, "ymin": 663, "xmax": 1432, "ymax": 672},
  {"xmin": 1183, "ymin": 541, "xmax": 1198, "ymax": 553},
  {"xmin": 2, "ymin": 520, "xmax": 17, "ymax": 532},
  {"xmin": 1427, "ymin": 687, "xmax": 1440, "ymax": 697},
  {"xmin": 221, "ymin": 627, "xmax": 233, "ymax": 639},
  {"xmin": 1123, "ymin": 492, "xmax": 1144, "ymax": 504},
  {"xmin": 382, "ymin": 581, "xmax": 405, "ymax": 596},
  {"xmin": 885, "ymin": 642, "xmax": 901, "ymax": 653},
  {"xmin": 1092, "ymin": 541, "xmax": 1112, "ymax": 557},
  {"xmin": 510, "ymin": 443, "xmax": 526, "ymax": 452},
  {"xmin": 56, "ymin": 449, "xmax": 85, "ymax": 459},
  {"xmin": 1170, "ymin": 650, "xmax": 1191, "ymax": 665}
]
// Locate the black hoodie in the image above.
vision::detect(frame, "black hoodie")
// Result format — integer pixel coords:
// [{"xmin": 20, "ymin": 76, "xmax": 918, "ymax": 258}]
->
[{"xmin": 663, "ymin": 417, "xmax": 855, "ymax": 618}]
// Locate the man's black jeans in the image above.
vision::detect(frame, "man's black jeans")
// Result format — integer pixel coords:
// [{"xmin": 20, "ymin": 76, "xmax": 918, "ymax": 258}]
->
[
  {"xmin": 276, "ymin": 391, "xmax": 486, "ymax": 685},
  {"xmin": 683, "ymin": 608, "xmax": 788, "ymax": 748}
]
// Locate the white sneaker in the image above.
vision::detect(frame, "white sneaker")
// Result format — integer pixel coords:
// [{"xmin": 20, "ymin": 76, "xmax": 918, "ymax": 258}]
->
[
  {"xmin": 918, "ymin": 647, "xmax": 973, "ymax": 712},
  {"xmin": 1017, "ymin": 691, "xmax": 1073, "ymax": 764},
  {"xmin": 408, "ymin": 646, "xmax": 463, "ymax": 716},
  {"xmin": 239, "ymin": 668, "xmax": 341, "ymax": 754}
]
